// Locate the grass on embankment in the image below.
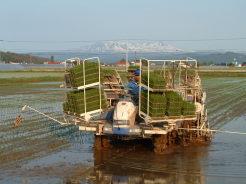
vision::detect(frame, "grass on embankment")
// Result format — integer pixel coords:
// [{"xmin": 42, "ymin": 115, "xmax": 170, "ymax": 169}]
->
[
  {"xmin": 0, "ymin": 70, "xmax": 64, "ymax": 85},
  {"xmin": 199, "ymin": 71, "xmax": 246, "ymax": 77},
  {"xmin": 0, "ymin": 76, "xmax": 63, "ymax": 85}
]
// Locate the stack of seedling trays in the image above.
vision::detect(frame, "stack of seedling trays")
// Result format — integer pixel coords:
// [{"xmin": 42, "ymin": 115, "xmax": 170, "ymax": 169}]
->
[
  {"xmin": 140, "ymin": 70, "xmax": 196, "ymax": 119},
  {"xmin": 66, "ymin": 62, "xmax": 100, "ymax": 88},
  {"xmin": 63, "ymin": 88, "xmax": 107, "ymax": 115},
  {"xmin": 63, "ymin": 60, "xmax": 107, "ymax": 116},
  {"xmin": 141, "ymin": 91, "xmax": 166, "ymax": 117},
  {"xmin": 141, "ymin": 91, "xmax": 196, "ymax": 118},
  {"xmin": 165, "ymin": 91, "xmax": 183, "ymax": 116},
  {"xmin": 101, "ymin": 68, "xmax": 117, "ymax": 78},
  {"xmin": 182, "ymin": 101, "xmax": 196, "ymax": 116},
  {"xmin": 141, "ymin": 71, "xmax": 166, "ymax": 89}
]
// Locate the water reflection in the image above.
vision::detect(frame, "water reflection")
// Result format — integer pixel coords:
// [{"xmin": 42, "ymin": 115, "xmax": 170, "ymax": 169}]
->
[{"xmin": 86, "ymin": 145, "xmax": 209, "ymax": 184}]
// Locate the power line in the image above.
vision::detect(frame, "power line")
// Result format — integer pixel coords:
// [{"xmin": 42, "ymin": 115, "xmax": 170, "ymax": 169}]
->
[{"xmin": 1, "ymin": 37, "xmax": 246, "ymax": 43}]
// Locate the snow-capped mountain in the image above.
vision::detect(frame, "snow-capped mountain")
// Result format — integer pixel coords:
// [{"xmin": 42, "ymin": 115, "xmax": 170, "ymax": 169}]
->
[{"xmin": 83, "ymin": 40, "xmax": 182, "ymax": 53}]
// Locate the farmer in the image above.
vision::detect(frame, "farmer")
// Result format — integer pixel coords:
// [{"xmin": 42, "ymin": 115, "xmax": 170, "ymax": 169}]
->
[
  {"xmin": 128, "ymin": 69, "xmax": 140, "ymax": 104},
  {"xmin": 13, "ymin": 115, "xmax": 23, "ymax": 128}
]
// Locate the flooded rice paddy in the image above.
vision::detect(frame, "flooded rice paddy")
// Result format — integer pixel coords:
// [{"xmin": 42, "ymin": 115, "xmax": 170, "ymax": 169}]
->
[{"xmin": 0, "ymin": 72, "xmax": 245, "ymax": 184}]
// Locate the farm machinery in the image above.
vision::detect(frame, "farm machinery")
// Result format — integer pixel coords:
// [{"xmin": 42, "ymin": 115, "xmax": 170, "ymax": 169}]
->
[{"xmin": 62, "ymin": 57, "xmax": 212, "ymax": 153}]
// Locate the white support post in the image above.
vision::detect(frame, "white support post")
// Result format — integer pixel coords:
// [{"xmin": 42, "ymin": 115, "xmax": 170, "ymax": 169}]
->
[
  {"xmin": 98, "ymin": 57, "xmax": 102, "ymax": 110},
  {"xmin": 83, "ymin": 59, "xmax": 87, "ymax": 115},
  {"xmin": 179, "ymin": 60, "xmax": 181, "ymax": 88},
  {"xmin": 125, "ymin": 41, "xmax": 128, "ymax": 72},
  {"xmin": 164, "ymin": 61, "xmax": 166, "ymax": 78},
  {"xmin": 147, "ymin": 59, "xmax": 150, "ymax": 118},
  {"xmin": 139, "ymin": 59, "xmax": 142, "ymax": 116}
]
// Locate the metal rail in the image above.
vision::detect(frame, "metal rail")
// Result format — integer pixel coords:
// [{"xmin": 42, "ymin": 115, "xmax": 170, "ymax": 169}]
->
[
  {"xmin": 22, "ymin": 105, "xmax": 67, "ymax": 126},
  {"xmin": 178, "ymin": 128, "xmax": 246, "ymax": 135},
  {"xmin": 138, "ymin": 58, "xmax": 199, "ymax": 123}
]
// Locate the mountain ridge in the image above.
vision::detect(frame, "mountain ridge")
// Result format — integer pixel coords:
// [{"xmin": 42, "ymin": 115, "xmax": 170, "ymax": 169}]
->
[{"xmin": 82, "ymin": 40, "xmax": 183, "ymax": 53}]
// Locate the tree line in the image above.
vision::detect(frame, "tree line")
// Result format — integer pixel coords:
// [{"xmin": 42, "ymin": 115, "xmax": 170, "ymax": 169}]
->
[{"xmin": 0, "ymin": 51, "xmax": 50, "ymax": 64}]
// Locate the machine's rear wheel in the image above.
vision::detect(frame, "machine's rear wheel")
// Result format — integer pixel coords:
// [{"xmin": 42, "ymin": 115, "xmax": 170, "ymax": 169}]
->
[
  {"xmin": 94, "ymin": 135, "xmax": 111, "ymax": 150},
  {"xmin": 153, "ymin": 134, "xmax": 168, "ymax": 154}
]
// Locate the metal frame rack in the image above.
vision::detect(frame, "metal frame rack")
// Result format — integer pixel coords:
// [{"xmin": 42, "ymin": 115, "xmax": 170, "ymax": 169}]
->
[
  {"xmin": 64, "ymin": 57, "xmax": 103, "ymax": 120},
  {"xmin": 138, "ymin": 58, "xmax": 200, "ymax": 123}
]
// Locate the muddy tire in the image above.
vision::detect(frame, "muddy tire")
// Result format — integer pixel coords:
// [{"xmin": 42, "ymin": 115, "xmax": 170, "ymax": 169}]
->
[
  {"xmin": 94, "ymin": 135, "xmax": 102, "ymax": 150},
  {"xmin": 153, "ymin": 135, "xmax": 168, "ymax": 154},
  {"xmin": 94, "ymin": 135, "xmax": 111, "ymax": 150},
  {"xmin": 102, "ymin": 136, "xmax": 111, "ymax": 148}
]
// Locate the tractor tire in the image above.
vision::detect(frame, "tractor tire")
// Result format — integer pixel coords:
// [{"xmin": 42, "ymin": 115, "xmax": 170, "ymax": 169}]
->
[
  {"xmin": 102, "ymin": 136, "xmax": 111, "ymax": 149},
  {"xmin": 153, "ymin": 135, "xmax": 168, "ymax": 154},
  {"xmin": 94, "ymin": 135, "xmax": 102, "ymax": 150},
  {"xmin": 94, "ymin": 135, "xmax": 111, "ymax": 150}
]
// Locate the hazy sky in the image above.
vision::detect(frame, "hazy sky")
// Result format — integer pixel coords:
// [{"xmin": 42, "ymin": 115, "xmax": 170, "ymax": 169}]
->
[{"xmin": 1, "ymin": 0, "xmax": 246, "ymax": 52}]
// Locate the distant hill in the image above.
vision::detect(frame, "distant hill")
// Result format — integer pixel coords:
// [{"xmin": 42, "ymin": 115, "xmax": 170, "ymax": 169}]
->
[{"xmin": 0, "ymin": 51, "xmax": 50, "ymax": 64}]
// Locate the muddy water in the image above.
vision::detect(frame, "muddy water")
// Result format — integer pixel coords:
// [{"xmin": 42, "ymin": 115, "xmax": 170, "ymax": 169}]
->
[{"xmin": 0, "ymin": 77, "xmax": 246, "ymax": 184}]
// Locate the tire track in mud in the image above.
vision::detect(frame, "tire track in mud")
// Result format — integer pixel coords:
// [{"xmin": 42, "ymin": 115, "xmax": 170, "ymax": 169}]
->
[
  {"xmin": 0, "ymin": 87, "xmax": 77, "ymax": 166},
  {"xmin": 0, "ymin": 112, "xmax": 65, "ymax": 143},
  {"xmin": 203, "ymin": 77, "xmax": 246, "ymax": 129},
  {"xmin": 0, "ymin": 110, "xmax": 78, "ymax": 153},
  {"xmin": 208, "ymin": 94, "xmax": 246, "ymax": 127},
  {"xmin": 0, "ymin": 123, "xmax": 76, "ymax": 155},
  {"xmin": 0, "ymin": 138, "xmax": 69, "ymax": 167}
]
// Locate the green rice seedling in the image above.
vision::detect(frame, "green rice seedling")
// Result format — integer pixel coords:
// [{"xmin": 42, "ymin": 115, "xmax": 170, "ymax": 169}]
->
[
  {"xmin": 182, "ymin": 101, "xmax": 196, "ymax": 115},
  {"xmin": 165, "ymin": 91, "xmax": 183, "ymax": 116},
  {"xmin": 141, "ymin": 91, "xmax": 167, "ymax": 117},
  {"xmin": 142, "ymin": 71, "xmax": 166, "ymax": 89},
  {"xmin": 64, "ymin": 88, "xmax": 107, "ymax": 114},
  {"xmin": 68, "ymin": 62, "xmax": 100, "ymax": 87},
  {"xmin": 128, "ymin": 65, "xmax": 140, "ymax": 71},
  {"xmin": 101, "ymin": 68, "xmax": 117, "ymax": 76}
]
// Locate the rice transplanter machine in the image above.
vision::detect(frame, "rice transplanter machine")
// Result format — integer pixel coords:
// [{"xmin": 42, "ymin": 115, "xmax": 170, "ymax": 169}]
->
[{"xmin": 62, "ymin": 57, "xmax": 212, "ymax": 153}]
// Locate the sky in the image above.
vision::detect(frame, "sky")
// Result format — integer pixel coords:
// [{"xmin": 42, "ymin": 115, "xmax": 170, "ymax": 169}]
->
[{"xmin": 0, "ymin": 0, "xmax": 246, "ymax": 52}]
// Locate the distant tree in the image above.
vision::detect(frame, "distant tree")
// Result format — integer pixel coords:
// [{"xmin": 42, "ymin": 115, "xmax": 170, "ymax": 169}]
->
[
  {"xmin": 50, "ymin": 55, "xmax": 54, "ymax": 62},
  {"xmin": 0, "ymin": 51, "xmax": 50, "ymax": 64},
  {"xmin": 228, "ymin": 62, "xmax": 235, "ymax": 67}
]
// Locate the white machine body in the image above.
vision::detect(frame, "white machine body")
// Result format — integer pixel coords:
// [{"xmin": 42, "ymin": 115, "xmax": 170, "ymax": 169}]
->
[{"xmin": 113, "ymin": 101, "xmax": 137, "ymax": 127}]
